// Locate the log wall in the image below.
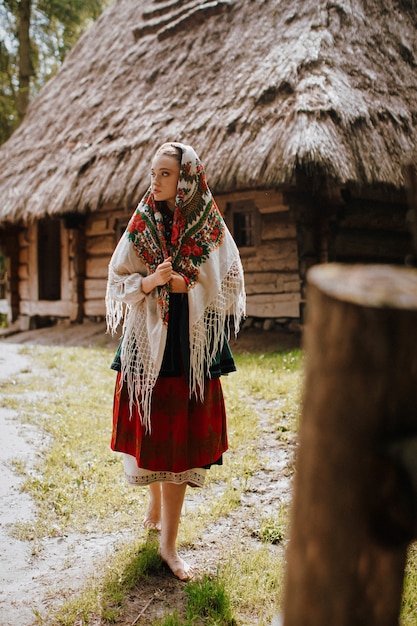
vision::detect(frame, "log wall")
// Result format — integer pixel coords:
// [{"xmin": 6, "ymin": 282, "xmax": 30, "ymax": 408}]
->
[
  {"xmin": 291, "ymin": 182, "xmax": 414, "ymax": 322},
  {"xmin": 217, "ymin": 190, "xmax": 301, "ymax": 320},
  {"xmin": 12, "ymin": 187, "xmax": 411, "ymax": 326},
  {"xmin": 18, "ymin": 221, "xmax": 80, "ymax": 322},
  {"xmin": 83, "ymin": 205, "xmax": 130, "ymax": 317},
  {"xmin": 328, "ymin": 194, "xmax": 413, "ymax": 265},
  {"xmin": 77, "ymin": 189, "xmax": 414, "ymax": 322}
]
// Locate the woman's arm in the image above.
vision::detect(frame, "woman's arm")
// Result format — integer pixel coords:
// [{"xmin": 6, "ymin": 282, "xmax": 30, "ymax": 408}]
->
[
  {"xmin": 107, "ymin": 237, "xmax": 150, "ymax": 305},
  {"xmin": 109, "ymin": 236, "xmax": 178, "ymax": 303},
  {"xmin": 142, "ymin": 257, "xmax": 174, "ymax": 294}
]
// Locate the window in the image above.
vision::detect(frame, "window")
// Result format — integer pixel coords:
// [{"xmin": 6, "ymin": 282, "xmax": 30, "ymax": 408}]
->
[
  {"xmin": 228, "ymin": 199, "xmax": 259, "ymax": 249},
  {"xmin": 233, "ymin": 211, "xmax": 257, "ymax": 247}
]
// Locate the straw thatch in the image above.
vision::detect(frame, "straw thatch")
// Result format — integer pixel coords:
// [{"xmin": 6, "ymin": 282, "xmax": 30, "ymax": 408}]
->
[{"xmin": 0, "ymin": 0, "xmax": 416, "ymax": 225}]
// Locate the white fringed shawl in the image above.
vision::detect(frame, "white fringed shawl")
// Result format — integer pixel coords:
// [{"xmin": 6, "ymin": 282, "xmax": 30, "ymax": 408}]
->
[{"xmin": 106, "ymin": 143, "xmax": 245, "ymax": 431}]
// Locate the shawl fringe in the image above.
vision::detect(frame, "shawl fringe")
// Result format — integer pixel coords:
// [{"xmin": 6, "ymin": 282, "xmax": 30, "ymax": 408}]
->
[
  {"xmin": 106, "ymin": 256, "xmax": 245, "ymax": 432},
  {"xmin": 189, "ymin": 259, "xmax": 245, "ymax": 402}
]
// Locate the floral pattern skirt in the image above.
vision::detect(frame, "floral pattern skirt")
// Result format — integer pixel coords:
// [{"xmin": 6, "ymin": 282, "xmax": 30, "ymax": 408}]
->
[{"xmin": 111, "ymin": 372, "xmax": 228, "ymax": 487}]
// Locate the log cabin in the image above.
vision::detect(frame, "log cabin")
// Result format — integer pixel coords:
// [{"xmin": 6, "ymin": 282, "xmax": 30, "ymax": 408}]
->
[{"xmin": 0, "ymin": 0, "xmax": 416, "ymax": 330}]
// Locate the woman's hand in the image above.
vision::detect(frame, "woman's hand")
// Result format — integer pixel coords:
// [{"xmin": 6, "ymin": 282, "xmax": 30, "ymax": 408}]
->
[
  {"xmin": 169, "ymin": 272, "xmax": 188, "ymax": 293},
  {"xmin": 142, "ymin": 257, "xmax": 173, "ymax": 294}
]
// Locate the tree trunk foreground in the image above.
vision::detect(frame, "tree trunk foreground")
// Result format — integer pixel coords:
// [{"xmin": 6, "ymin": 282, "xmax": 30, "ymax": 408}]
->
[{"xmin": 283, "ymin": 263, "xmax": 417, "ymax": 626}]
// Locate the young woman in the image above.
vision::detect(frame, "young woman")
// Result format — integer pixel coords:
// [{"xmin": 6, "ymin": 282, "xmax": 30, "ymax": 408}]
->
[{"xmin": 106, "ymin": 142, "xmax": 245, "ymax": 580}]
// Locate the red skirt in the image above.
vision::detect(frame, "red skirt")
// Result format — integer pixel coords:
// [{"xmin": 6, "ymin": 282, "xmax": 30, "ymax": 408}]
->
[{"xmin": 111, "ymin": 372, "xmax": 228, "ymax": 473}]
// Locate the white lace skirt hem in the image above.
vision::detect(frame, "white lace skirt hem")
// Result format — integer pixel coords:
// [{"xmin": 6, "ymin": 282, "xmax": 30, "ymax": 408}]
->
[{"xmin": 123, "ymin": 454, "xmax": 206, "ymax": 488}]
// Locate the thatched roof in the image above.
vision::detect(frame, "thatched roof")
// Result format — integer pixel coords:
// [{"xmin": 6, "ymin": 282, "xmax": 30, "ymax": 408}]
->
[{"xmin": 1, "ymin": 0, "xmax": 417, "ymax": 224}]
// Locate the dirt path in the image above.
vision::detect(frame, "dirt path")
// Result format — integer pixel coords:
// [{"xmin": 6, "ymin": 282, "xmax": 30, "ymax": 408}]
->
[
  {"xmin": 0, "ymin": 345, "xmax": 40, "ymax": 624},
  {"xmin": 0, "ymin": 323, "xmax": 299, "ymax": 625},
  {"xmin": 0, "ymin": 342, "xmax": 137, "ymax": 625}
]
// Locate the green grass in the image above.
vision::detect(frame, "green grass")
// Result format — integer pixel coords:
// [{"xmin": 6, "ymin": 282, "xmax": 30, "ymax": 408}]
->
[
  {"xmin": 154, "ymin": 613, "xmax": 184, "ymax": 626},
  {"xmin": 253, "ymin": 504, "xmax": 289, "ymax": 545},
  {"xmin": 2, "ymin": 345, "xmax": 147, "ymax": 539},
  {"xmin": 4, "ymin": 345, "xmax": 285, "ymax": 543},
  {"xmin": 150, "ymin": 575, "xmax": 235, "ymax": 626},
  {"xmin": 402, "ymin": 543, "xmax": 417, "ymax": 625},
  {"xmin": 100, "ymin": 538, "xmax": 163, "ymax": 621},
  {"xmin": 222, "ymin": 543, "xmax": 284, "ymax": 625},
  {"xmin": 185, "ymin": 575, "xmax": 235, "ymax": 625},
  {"xmin": 46, "ymin": 537, "xmax": 164, "ymax": 625}
]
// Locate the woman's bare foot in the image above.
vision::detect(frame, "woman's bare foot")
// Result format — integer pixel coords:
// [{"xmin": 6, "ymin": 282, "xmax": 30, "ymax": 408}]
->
[
  {"xmin": 143, "ymin": 518, "xmax": 161, "ymax": 531},
  {"xmin": 143, "ymin": 500, "xmax": 161, "ymax": 531},
  {"xmin": 143, "ymin": 483, "xmax": 162, "ymax": 531},
  {"xmin": 159, "ymin": 548, "xmax": 194, "ymax": 581}
]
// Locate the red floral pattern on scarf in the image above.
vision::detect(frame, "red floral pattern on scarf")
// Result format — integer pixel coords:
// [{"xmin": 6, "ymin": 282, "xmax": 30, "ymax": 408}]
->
[{"xmin": 126, "ymin": 146, "xmax": 225, "ymax": 325}]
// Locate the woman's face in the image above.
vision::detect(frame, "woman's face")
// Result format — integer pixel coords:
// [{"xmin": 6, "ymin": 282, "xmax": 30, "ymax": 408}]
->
[{"xmin": 151, "ymin": 153, "xmax": 181, "ymax": 211}]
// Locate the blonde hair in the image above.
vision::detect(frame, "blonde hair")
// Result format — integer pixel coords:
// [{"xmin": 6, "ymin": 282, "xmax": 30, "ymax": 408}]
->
[{"xmin": 155, "ymin": 143, "xmax": 182, "ymax": 165}]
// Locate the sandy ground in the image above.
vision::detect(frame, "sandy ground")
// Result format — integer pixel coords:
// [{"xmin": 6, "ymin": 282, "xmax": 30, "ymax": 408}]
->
[
  {"xmin": 0, "ymin": 322, "xmax": 300, "ymax": 625},
  {"xmin": 0, "ymin": 338, "xmax": 137, "ymax": 625},
  {"xmin": 0, "ymin": 345, "xmax": 40, "ymax": 623},
  {"xmin": 0, "ymin": 318, "xmax": 300, "ymax": 352}
]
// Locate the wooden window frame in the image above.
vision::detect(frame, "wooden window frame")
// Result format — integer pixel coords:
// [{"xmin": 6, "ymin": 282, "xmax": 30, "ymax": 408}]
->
[{"xmin": 227, "ymin": 199, "xmax": 260, "ymax": 254}]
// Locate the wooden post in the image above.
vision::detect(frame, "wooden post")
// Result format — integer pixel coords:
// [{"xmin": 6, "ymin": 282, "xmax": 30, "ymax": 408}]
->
[{"xmin": 283, "ymin": 263, "xmax": 417, "ymax": 626}]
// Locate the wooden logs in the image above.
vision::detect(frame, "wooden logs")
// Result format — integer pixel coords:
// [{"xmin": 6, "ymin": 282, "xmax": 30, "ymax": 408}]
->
[{"xmin": 283, "ymin": 263, "xmax": 417, "ymax": 626}]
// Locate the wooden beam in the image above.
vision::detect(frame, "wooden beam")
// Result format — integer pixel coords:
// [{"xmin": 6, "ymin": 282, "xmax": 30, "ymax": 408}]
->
[
  {"xmin": 283, "ymin": 263, "xmax": 417, "ymax": 626},
  {"xmin": 246, "ymin": 292, "xmax": 300, "ymax": 318},
  {"xmin": 20, "ymin": 300, "xmax": 78, "ymax": 318}
]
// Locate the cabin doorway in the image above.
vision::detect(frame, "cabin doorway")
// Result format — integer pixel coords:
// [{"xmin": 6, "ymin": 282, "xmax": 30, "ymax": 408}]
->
[
  {"xmin": 0, "ymin": 228, "xmax": 19, "ymax": 324},
  {"xmin": 0, "ymin": 244, "xmax": 8, "ymax": 324},
  {"xmin": 38, "ymin": 218, "xmax": 61, "ymax": 301}
]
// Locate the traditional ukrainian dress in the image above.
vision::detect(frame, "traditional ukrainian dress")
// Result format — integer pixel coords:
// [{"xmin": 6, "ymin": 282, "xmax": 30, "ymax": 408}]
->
[{"xmin": 106, "ymin": 143, "xmax": 245, "ymax": 488}]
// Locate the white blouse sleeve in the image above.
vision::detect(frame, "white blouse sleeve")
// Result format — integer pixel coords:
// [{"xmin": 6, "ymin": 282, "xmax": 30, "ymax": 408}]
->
[{"xmin": 107, "ymin": 235, "xmax": 149, "ymax": 307}]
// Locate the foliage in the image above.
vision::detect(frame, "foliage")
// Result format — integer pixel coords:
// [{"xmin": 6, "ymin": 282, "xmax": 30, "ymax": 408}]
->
[
  {"xmin": 0, "ymin": 0, "xmax": 111, "ymax": 144},
  {"xmin": 185, "ymin": 575, "xmax": 235, "ymax": 625},
  {"xmin": 253, "ymin": 507, "xmax": 288, "ymax": 545},
  {"xmin": 401, "ymin": 542, "xmax": 417, "ymax": 625},
  {"xmin": 0, "ymin": 9, "xmax": 18, "ymax": 142}
]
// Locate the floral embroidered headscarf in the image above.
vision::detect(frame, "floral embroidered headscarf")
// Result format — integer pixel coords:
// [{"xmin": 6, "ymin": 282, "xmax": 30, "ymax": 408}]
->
[{"xmin": 126, "ymin": 142, "xmax": 225, "ymax": 325}]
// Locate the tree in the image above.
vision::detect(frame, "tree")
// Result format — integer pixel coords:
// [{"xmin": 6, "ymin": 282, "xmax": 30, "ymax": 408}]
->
[
  {"xmin": 0, "ymin": 0, "xmax": 110, "ymax": 144},
  {"xmin": 16, "ymin": 0, "xmax": 32, "ymax": 121}
]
